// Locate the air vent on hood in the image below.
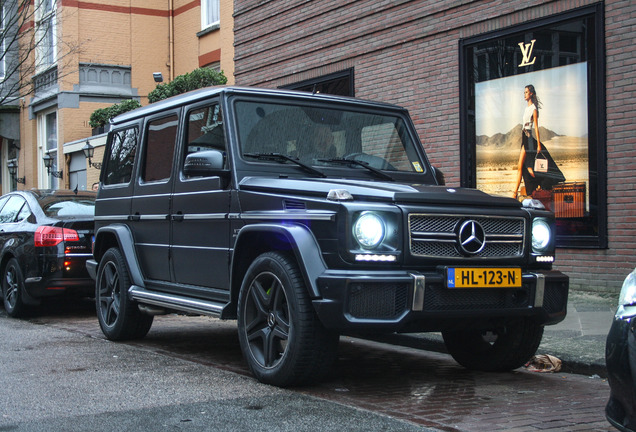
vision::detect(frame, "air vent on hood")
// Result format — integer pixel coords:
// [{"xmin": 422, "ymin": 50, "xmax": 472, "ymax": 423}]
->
[{"xmin": 283, "ymin": 200, "xmax": 306, "ymax": 210}]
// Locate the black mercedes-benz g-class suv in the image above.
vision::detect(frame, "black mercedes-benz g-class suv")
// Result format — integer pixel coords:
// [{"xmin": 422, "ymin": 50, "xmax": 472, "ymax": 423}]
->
[{"xmin": 87, "ymin": 86, "xmax": 568, "ymax": 387}]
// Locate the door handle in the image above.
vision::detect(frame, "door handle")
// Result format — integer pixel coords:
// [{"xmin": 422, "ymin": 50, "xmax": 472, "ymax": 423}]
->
[
  {"xmin": 171, "ymin": 212, "xmax": 184, "ymax": 222},
  {"xmin": 128, "ymin": 213, "xmax": 141, "ymax": 222}
]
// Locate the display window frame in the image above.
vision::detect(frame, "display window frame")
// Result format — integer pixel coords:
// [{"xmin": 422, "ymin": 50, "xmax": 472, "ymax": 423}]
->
[{"xmin": 459, "ymin": 3, "xmax": 606, "ymax": 249}]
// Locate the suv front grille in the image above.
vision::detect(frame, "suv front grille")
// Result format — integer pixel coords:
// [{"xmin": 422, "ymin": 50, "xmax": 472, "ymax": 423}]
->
[{"xmin": 409, "ymin": 214, "xmax": 525, "ymax": 259}]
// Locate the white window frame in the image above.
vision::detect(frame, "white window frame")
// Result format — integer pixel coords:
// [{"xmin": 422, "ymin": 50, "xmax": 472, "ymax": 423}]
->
[
  {"xmin": 37, "ymin": 108, "xmax": 58, "ymax": 189},
  {"xmin": 35, "ymin": 0, "xmax": 57, "ymax": 72},
  {"xmin": 201, "ymin": 0, "xmax": 220, "ymax": 30}
]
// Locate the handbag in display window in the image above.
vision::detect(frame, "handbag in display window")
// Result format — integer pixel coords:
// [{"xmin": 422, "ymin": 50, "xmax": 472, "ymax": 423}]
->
[{"xmin": 534, "ymin": 152, "xmax": 548, "ymax": 173}]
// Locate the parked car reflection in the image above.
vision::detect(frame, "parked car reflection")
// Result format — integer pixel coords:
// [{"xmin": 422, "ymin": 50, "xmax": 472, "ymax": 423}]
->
[
  {"xmin": 0, "ymin": 189, "xmax": 96, "ymax": 317},
  {"xmin": 606, "ymin": 267, "xmax": 636, "ymax": 432}
]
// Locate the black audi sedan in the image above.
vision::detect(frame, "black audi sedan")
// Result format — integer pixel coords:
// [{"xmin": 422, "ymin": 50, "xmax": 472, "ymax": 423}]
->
[
  {"xmin": 0, "ymin": 189, "xmax": 96, "ymax": 317},
  {"xmin": 606, "ymin": 267, "xmax": 636, "ymax": 432}
]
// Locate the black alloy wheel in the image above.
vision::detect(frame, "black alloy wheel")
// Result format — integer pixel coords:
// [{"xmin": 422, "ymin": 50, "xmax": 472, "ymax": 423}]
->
[
  {"xmin": 96, "ymin": 247, "xmax": 153, "ymax": 341},
  {"xmin": 237, "ymin": 251, "xmax": 338, "ymax": 387},
  {"xmin": 2, "ymin": 258, "xmax": 26, "ymax": 317}
]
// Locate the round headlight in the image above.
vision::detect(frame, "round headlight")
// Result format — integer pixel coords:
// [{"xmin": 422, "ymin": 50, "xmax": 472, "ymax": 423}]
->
[
  {"xmin": 353, "ymin": 212, "xmax": 385, "ymax": 249},
  {"xmin": 532, "ymin": 219, "xmax": 551, "ymax": 252},
  {"xmin": 618, "ymin": 270, "xmax": 636, "ymax": 307}
]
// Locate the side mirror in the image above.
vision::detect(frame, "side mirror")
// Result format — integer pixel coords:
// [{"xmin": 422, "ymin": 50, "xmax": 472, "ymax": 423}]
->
[
  {"xmin": 432, "ymin": 166, "xmax": 445, "ymax": 185},
  {"xmin": 183, "ymin": 150, "xmax": 229, "ymax": 178}
]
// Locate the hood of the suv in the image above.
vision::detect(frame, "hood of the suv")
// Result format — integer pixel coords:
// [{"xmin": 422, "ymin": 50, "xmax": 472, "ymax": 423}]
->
[{"xmin": 239, "ymin": 177, "xmax": 521, "ymax": 208}]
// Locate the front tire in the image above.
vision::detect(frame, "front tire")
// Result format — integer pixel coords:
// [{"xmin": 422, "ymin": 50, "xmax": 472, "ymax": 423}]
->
[
  {"xmin": 237, "ymin": 251, "xmax": 338, "ymax": 387},
  {"xmin": 2, "ymin": 258, "xmax": 27, "ymax": 317},
  {"xmin": 442, "ymin": 319, "xmax": 544, "ymax": 371},
  {"xmin": 96, "ymin": 247, "xmax": 153, "ymax": 341}
]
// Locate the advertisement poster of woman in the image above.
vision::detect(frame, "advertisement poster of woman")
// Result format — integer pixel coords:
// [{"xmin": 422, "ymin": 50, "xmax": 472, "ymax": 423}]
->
[{"xmin": 474, "ymin": 63, "xmax": 589, "ymax": 210}]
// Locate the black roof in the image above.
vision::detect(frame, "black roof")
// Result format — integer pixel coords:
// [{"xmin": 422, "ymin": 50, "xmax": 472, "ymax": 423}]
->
[{"xmin": 111, "ymin": 86, "xmax": 407, "ymax": 125}]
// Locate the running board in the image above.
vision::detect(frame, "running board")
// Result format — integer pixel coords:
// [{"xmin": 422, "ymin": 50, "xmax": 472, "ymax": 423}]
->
[{"xmin": 129, "ymin": 286, "xmax": 225, "ymax": 317}]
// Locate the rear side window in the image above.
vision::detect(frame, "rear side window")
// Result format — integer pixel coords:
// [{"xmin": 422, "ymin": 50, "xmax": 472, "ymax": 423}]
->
[
  {"xmin": 104, "ymin": 127, "xmax": 139, "ymax": 185},
  {"xmin": 142, "ymin": 115, "xmax": 179, "ymax": 182},
  {"xmin": 0, "ymin": 196, "xmax": 27, "ymax": 223}
]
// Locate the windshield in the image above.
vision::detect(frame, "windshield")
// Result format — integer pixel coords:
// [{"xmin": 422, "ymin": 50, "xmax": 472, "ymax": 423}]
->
[{"xmin": 234, "ymin": 100, "xmax": 425, "ymax": 173}]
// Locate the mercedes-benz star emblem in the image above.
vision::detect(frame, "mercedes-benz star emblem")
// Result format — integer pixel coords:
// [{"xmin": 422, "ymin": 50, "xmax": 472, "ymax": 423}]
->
[{"xmin": 457, "ymin": 220, "xmax": 486, "ymax": 255}]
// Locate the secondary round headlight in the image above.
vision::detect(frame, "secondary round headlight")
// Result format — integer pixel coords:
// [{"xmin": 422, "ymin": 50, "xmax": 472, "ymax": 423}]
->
[
  {"xmin": 532, "ymin": 218, "xmax": 551, "ymax": 252},
  {"xmin": 353, "ymin": 212, "xmax": 385, "ymax": 248}
]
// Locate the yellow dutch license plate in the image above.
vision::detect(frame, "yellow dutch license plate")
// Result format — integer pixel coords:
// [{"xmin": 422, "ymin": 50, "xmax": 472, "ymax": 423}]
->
[{"xmin": 447, "ymin": 267, "xmax": 522, "ymax": 288}]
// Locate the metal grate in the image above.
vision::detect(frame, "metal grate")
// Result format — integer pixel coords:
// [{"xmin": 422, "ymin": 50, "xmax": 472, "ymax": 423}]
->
[
  {"xmin": 348, "ymin": 282, "xmax": 409, "ymax": 319},
  {"xmin": 423, "ymin": 287, "xmax": 506, "ymax": 311}
]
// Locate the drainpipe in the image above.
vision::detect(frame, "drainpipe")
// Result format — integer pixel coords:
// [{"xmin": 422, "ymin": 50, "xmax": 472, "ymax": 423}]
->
[{"xmin": 169, "ymin": 0, "xmax": 174, "ymax": 81}]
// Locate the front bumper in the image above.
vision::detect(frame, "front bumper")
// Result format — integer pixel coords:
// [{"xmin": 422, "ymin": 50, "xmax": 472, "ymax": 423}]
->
[
  {"xmin": 606, "ymin": 316, "xmax": 636, "ymax": 432},
  {"xmin": 312, "ymin": 268, "xmax": 569, "ymax": 333}
]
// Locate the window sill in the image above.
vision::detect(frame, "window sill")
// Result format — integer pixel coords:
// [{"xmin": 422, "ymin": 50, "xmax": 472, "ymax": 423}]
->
[{"xmin": 197, "ymin": 23, "xmax": 220, "ymax": 38}]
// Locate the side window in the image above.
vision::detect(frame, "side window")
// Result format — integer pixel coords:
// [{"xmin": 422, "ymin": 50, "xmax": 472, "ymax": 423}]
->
[
  {"xmin": 0, "ymin": 196, "xmax": 10, "ymax": 214},
  {"xmin": 16, "ymin": 202, "xmax": 31, "ymax": 222},
  {"xmin": 0, "ymin": 196, "xmax": 26, "ymax": 223},
  {"xmin": 183, "ymin": 104, "xmax": 226, "ymax": 172},
  {"xmin": 142, "ymin": 115, "xmax": 178, "ymax": 183},
  {"xmin": 103, "ymin": 127, "xmax": 139, "ymax": 185}
]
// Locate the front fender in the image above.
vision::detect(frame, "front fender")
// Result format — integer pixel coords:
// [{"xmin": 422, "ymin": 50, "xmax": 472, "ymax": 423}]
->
[
  {"xmin": 232, "ymin": 223, "xmax": 327, "ymax": 299},
  {"xmin": 93, "ymin": 224, "xmax": 145, "ymax": 288}
]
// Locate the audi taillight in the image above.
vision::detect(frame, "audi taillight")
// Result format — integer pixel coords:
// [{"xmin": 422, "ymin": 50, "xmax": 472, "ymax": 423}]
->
[{"xmin": 34, "ymin": 226, "xmax": 80, "ymax": 247}]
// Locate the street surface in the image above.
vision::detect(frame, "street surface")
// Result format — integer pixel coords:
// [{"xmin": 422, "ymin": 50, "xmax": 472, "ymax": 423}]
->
[{"xmin": 0, "ymin": 298, "xmax": 614, "ymax": 431}]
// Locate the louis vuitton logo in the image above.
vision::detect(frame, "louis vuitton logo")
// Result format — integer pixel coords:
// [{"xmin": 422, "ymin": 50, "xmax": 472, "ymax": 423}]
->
[{"xmin": 518, "ymin": 39, "xmax": 537, "ymax": 67}]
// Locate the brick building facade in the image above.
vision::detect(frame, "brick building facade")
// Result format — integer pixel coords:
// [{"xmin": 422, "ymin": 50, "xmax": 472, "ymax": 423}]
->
[
  {"xmin": 233, "ymin": 0, "xmax": 635, "ymax": 293},
  {"xmin": 7, "ymin": 0, "xmax": 234, "ymax": 194}
]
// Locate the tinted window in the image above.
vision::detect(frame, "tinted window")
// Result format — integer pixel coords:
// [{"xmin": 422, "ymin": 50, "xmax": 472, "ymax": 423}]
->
[
  {"xmin": 142, "ymin": 115, "xmax": 178, "ymax": 182},
  {"xmin": 0, "ymin": 196, "xmax": 10, "ymax": 214},
  {"xmin": 0, "ymin": 196, "xmax": 26, "ymax": 223},
  {"xmin": 185, "ymin": 104, "xmax": 226, "ymax": 155},
  {"xmin": 104, "ymin": 127, "xmax": 139, "ymax": 185},
  {"xmin": 40, "ymin": 197, "xmax": 95, "ymax": 217},
  {"xmin": 235, "ymin": 101, "xmax": 422, "ymax": 172},
  {"xmin": 16, "ymin": 202, "xmax": 31, "ymax": 222}
]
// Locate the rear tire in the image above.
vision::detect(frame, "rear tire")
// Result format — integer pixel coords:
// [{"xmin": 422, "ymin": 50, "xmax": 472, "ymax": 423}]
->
[
  {"xmin": 2, "ymin": 258, "xmax": 27, "ymax": 318},
  {"xmin": 237, "ymin": 251, "xmax": 339, "ymax": 387},
  {"xmin": 96, "ymin": 247, "xmax": 153, "ymax": 340},
  {"xmin": 442, "ymin": 319, "xmax": 544, "ymax": 371}
]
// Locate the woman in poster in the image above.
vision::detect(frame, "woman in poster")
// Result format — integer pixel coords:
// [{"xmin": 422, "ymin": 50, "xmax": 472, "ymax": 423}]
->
[{"xmin": 512, "ymin": 84, "xmax": 564, "ymax": 199}]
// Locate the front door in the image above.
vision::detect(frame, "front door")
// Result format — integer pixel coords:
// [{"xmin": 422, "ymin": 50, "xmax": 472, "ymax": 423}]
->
[{"xmin": 170, "ymin": 102, "xmax": 231, "ymax": 296}]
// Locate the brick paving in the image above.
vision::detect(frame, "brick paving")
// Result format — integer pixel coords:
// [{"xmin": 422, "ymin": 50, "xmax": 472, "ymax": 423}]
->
[
  {"xmin": 306, "ymin": 337, "xmax": 613, "ymax": 431},
  {"xmin": 30, "ymin": 301, "xmax": 615, "ymax": 432}
]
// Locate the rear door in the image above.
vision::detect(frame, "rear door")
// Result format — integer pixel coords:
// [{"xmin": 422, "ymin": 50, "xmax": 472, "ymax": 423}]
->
[
  {"xmin": 97, "ymin": 125, "xmax": 139, "ymax": 245},
  {"xmin": 130, "ymin": 110, "xmax": 180, "ymax": 283}
]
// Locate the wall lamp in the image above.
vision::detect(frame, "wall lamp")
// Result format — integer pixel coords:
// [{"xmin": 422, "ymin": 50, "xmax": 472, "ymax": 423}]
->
[
  {"xmin": 153, "ymin": 72, "xmax": 163, "ymax": 82},
  {"xmin": 7, "ymin": 161, "xmax": 25, "ymax": 184},
  {"xmin": 82, "ymin": 141, "xmax": 102, "ymax": 169},
  {"xmin": 42, "ymin": 153, "xmax": 63, "ymax": 178}
]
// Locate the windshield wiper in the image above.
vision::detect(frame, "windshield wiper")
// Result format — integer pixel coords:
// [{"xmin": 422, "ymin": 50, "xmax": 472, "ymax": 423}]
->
[
  {"xmin": 244, "ymin": 153, "xmax": 326, "ymax": 178},
  {"xmin": 318, "ymin": 158, "xmax": 394, "ymax": 181}
]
